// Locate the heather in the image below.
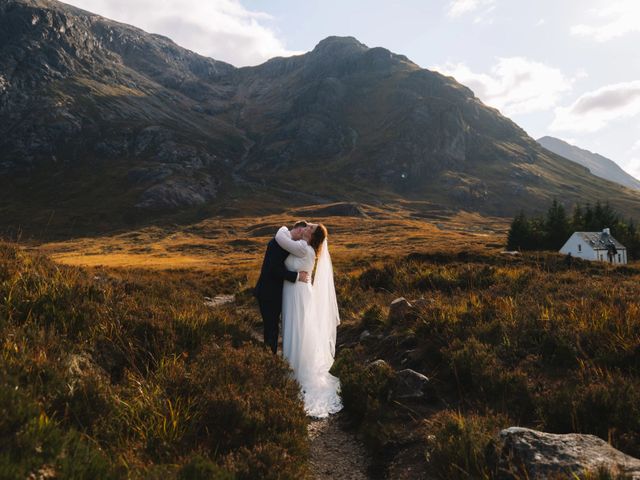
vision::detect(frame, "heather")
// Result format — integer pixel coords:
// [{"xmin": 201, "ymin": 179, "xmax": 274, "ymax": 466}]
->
[
  {"xmin": 0, "ymin": 242, "xmax": 308, "ymax": 479},
  {"xmin": 332, "ymin": 250, "xmax": 640, "ymax": 478}
]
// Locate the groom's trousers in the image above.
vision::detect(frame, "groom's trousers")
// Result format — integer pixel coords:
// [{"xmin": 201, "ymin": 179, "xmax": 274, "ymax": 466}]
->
[{"xmin": 258, "ymin": 299, "xmax": 281, "ymax": 354}]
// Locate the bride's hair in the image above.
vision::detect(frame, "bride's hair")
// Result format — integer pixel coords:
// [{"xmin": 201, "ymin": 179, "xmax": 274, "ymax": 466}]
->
[{"xmin": 309, "ymin": 223, "xmax": 328, "ymax": 255}]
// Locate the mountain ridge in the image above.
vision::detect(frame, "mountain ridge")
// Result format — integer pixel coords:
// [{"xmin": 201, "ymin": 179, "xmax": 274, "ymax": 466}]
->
[
  {"xmin": 1, "ymin": 0, "xmax": 640, "ymax": 238},
  {"xmin": 537, "ymin": 136, "xmax": 640, "ymax": 191}
]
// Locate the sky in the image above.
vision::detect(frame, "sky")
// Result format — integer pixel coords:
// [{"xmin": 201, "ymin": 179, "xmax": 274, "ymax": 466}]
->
[{"xmin": 63, "ymin": 0, "xmax": 640, "ymax": 180}]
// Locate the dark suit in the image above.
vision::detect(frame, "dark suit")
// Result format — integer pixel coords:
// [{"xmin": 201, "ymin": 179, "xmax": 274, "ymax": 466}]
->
[{"xmin": 254, "ymin": 237, "xmax": 298, "ymax": 353}]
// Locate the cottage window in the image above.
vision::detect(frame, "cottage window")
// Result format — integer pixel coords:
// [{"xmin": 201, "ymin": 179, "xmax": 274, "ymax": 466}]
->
[
  {"xmin": 618, "ymin": 254, "xmax": 621, "ymax": 262},
  {"xmin": 578, "ymin": 244, "xmax": 581, "ymax": 252}
]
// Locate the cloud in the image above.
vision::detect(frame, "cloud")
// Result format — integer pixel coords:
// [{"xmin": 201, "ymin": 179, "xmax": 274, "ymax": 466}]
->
[
  {"xmin": 446, "ymin": 0, "xmax": 496, "ymax": 18},
  {"xmin": 62, "ymin": 0, "xmax": 300, "ymax": 66},
  {"xmin": 550, "ymin": 81, "xmax": 640, "ymax": 133},
  {"xmin": 433, "ymin": 57, "xmax": 574, "ymax": 116},
  {"xmin": 571, "ymin": 0, "xmax": 640, "ymax": 41}
]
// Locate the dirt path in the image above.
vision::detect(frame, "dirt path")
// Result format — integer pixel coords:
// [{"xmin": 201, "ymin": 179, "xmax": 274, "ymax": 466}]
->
[
  {"xmin": 226, "ymin": 304, "xmax": 373, "ymax": 479},
  {"xmin": 307, "ymin": 413, "xmax": 372, "ymax": 480}
]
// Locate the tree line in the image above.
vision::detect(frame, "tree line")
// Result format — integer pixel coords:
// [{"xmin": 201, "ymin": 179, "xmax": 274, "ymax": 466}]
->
[{"xmin": 507, "ymin": 200, "xmax": 640, "ymax": 259}]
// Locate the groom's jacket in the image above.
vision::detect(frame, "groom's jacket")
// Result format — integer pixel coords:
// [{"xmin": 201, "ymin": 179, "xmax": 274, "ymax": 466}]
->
[{"xmin": 253, "ymin": 237, "xmax": 298, "ymax": 306}]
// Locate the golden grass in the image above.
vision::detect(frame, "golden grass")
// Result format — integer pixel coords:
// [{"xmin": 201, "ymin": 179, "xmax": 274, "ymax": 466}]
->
[{"xmin": 37, "ymin": 206, "xmax": 510, "ymax": 275}]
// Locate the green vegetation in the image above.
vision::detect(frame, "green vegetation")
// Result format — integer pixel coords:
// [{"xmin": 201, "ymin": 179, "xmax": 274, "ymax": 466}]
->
[
  {"xmin": 0, "ymin": 242, "xmax": 308, "ymax": 478},
  {"xmin": 332, "ymin": 250, "xmax": 640, "ymax": 478},
  {"xmin": 507, "ymin": 200, "xmax": 640, "ymax": 257}
]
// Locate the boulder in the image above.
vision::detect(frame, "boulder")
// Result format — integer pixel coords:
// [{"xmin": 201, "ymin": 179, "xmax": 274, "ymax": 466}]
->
[
  {"xmin": 497, "ymin": 427, "xmax": 640, "ymax": 479},
  {"xmin": 391, "ymin": 368, "xmax": 430, "ymax": 400},
  {"xmin": 368, "ymin": 359, "xmax": 390, "ymax": 370},
  {"xmin": 65, "ymin": 352, "xmax": 108, "ymax": 394},
  {"xmin": 388, "ymin": 297, "xmax": 412, "ymax": 323}
]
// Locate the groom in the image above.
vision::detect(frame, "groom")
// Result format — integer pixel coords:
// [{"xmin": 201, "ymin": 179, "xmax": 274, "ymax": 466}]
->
[{"xmin": 254, "ymin": 221, "xmax": 311, "ymax": 354}]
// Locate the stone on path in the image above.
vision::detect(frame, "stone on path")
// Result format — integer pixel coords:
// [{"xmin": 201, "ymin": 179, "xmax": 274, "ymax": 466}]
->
[{"xmin": 498, "ymin": 427, "xmax": 640, "ymax": 479}]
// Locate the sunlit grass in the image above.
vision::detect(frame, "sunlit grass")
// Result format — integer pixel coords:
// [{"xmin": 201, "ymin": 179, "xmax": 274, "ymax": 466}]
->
[
  {"xmin": 0, "ymin": 242, "xmax": 308, "ymax": 478},
  {"xmin": 332, "ymin": 249, "xmax": 640, "ymax": 477}
]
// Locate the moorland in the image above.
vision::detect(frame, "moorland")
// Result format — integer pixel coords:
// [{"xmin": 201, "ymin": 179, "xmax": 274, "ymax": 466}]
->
[{"xmin": 3, "ymin": 205, "xmax": 640, "ymax": 479}]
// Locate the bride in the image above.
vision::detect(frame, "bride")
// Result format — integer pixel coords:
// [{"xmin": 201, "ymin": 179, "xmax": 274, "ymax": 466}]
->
[{"xmin": 275, "ymin": 223, "xmax": 343, "ymax": 418}]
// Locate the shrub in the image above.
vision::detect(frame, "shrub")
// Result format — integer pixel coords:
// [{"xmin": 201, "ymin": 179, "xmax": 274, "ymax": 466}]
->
[
  {"xmin": 0, "ymin": 384, "xmax": 116, "ymax": 479},
  {"xmin": 424, "ymin": 410, "xmax": 507, "ymax": 479},
  {"xmin": 0, "ymin": 243, "xmax": 309, "ymax": 477},
  {"xmin": 361, "ymin": 304, "xmax": 386, "ymax": 330},
  {"xmin": 332, "ymin": 348, "xmax": 394, "ymax": 425},
  {"xmin": 178, "ymin": 455, "xmax": 235, "ymax": 480}
]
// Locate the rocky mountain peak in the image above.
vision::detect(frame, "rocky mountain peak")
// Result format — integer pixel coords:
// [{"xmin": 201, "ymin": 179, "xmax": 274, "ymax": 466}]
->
[
  {"xmin": 2, "ymin": 1, "xmax": 640, "ymax": 234},
  {"xmin": 311, "ymin": 36, "xmax": 368, "ymax": 55}
]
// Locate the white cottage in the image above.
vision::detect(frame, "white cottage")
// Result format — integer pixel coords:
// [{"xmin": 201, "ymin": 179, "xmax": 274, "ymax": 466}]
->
[{"xmin": 559, "ymin": 228, "xmax": 627, "ymax": 264}]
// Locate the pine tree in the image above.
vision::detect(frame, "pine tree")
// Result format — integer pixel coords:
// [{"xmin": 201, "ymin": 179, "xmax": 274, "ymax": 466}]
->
[
  {"xmin": 583, "ymin": 203, "xmax": 594, "ymax": 230},
  {"xmin": 545, "ymin": 199, "xmax": 570, "ymax": 250},
  {"xmin": 529, "ymin": 216, "xmax": 548, "ymax": 250},
  {"xmin": 507, "ymin": 211, "xmax": 530, "ymax": 250},
  {"xmin": 571, "ymin": 203, "xmax": 585, "ymax": 231}
]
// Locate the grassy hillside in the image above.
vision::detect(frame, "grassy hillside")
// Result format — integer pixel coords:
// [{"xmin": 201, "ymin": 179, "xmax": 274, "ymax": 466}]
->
[
  {"xmin": 0, "ymin": 242, "xmax": 308, "ymax": 479},
  {"xmin": 331, "ymin": 250, "xmax": 640, "ymax": 478}
]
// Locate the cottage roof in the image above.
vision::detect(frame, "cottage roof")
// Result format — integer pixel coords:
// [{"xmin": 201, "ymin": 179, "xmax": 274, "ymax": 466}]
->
[{"xmin": 576, "ymin": 231, "xmax": 626, "ymax": 250}]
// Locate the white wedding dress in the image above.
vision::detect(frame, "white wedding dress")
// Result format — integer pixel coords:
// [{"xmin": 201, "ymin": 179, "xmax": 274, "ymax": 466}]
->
[{"xmin": 276, "ymin": 227, "xmax": 343, "ymax": 418}]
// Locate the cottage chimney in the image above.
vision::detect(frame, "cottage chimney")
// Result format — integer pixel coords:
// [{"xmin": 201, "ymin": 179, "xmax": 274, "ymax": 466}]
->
[{"xmin": 603, "ymin": 228, "xmax": 610, "ymax": 235}]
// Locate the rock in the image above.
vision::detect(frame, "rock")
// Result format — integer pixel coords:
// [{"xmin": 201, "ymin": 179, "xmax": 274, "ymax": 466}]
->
[
  {"xmin": 136, "ymin": 176, "xmax": 218, "ymax": 209},
  {"xmin": 65, "ymin": 352, "xmax": 108, "ymax": 394},
  {"xmin": 359, "ymin": 330, "xmax": 371, "ymax": 342},
  {"xmin": 388, "ymin": 297, "xmax": 412, "ymax": 323},
  {"xmin": 497, "ymin": 427, "xmax": 640, "ymax": 479},
  {"xmin": 203, "ymin": 294, "xmax": 235, "ymax": 308},
  {"xmin": 400, "ymin": 349, "xmax": 422, "ymax": 365},
  {"xmin": 127, "ymin": 166, "xmax": 173, "ymax": 184},
  {"xmin": 411, "ymin": 297, "xmax": 433, "ymax": 310},
  {"xmin": 391, "ymin": 368, "xmax": 430, "ymax": 399},
  {"xmin": 368, "ymin": 359, "xmax": 390, "ymax": 370}
]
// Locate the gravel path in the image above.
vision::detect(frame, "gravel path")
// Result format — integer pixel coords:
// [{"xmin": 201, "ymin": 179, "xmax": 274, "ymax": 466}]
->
[
  {"xmin": 307, "ymin": 413, "xmax": 371, "ymax": 480},
  {"xmin": 230, "ymin": 305, "xmax": 372, "ymax": 479}
]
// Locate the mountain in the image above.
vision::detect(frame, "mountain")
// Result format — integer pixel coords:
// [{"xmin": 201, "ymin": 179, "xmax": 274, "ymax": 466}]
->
[
  {"xmin": 2, "ymin": 0, "xmax": 640, "ymax": 237},
  {"xmin": 537, "ymin": 136, "xmax": 640, "ymax": 192}
]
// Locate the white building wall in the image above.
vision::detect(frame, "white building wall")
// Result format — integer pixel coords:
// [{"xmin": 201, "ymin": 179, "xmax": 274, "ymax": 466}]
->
[
  {"xmin": 559, "ymin": 233, "xmax": 598, "ymax": 261},
  {"xmin": 559, "ymin": 233, "xmax": 628, "ymax": 264}
]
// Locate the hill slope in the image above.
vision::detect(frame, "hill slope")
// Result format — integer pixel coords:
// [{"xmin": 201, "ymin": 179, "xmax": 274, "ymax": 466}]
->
[
  {"xmin": 2, "ymin": 0, "xmax": 640, "ymax": 237},
  {"xmin": 538, "ymin": 136, "xmax": 640, "ymax": 191}
]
